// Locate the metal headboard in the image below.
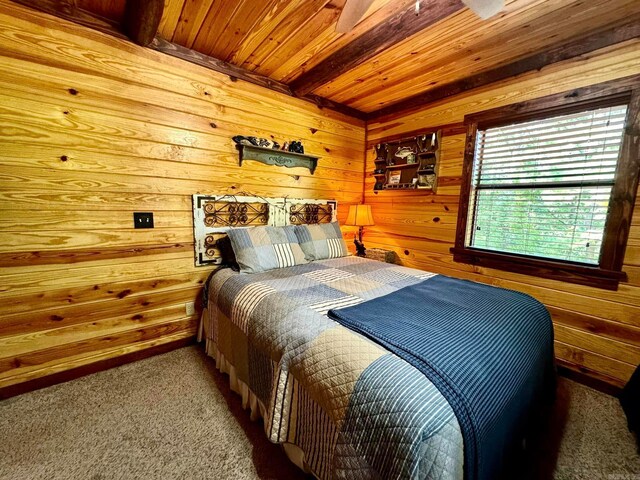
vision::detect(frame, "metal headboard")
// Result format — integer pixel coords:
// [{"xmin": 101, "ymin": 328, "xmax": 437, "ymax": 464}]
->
[{"xmin": 192, "ymin": 194, "xmax": 337, "ymax": 266}]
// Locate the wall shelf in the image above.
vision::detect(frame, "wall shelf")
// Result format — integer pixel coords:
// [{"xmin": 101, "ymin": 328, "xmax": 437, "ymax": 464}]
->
[
  {"xmin": 237, "ymin": 144, "xmax": 320, "ymax": 174},
  {"xmin": 371, "ymin": 130, "xmax": 441, "ymax": 192}
]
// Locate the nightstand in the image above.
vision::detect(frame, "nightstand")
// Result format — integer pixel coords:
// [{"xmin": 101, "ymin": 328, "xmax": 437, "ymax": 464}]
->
[{"xmin": 365, "ymin": 248, "xmax": 397, "ymax": 264}]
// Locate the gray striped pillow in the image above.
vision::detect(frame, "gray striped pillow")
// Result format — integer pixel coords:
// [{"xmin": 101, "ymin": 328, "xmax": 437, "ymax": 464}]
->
[
  {"xmin": 226, "ymin": 225, "xmax": 308, "ymax": 273},
  {"xmin": 294, "ymin": 222, "xmax": 349, "ymax": 261}
]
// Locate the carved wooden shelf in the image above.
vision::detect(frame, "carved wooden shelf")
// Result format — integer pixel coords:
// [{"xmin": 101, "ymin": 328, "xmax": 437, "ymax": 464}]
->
[
  {"xmin": 237, "ymin": 144, "xmax": 319, "ymax": 174},
  {"xmin": 372, "ymin": 130, "xmax": 441, "ymax": 192}
]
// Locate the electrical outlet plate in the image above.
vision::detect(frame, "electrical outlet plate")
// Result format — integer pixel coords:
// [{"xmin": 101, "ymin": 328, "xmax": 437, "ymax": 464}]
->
[
  {"xmin": 133, "ymin": 212, "xmax": 154, "ymax": 229},
  {"xmin": 185, "ymin": 301, "xmax": 195, "ymax": 316}
]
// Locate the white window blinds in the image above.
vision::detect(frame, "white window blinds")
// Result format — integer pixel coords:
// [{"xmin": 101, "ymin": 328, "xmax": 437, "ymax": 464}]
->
[{"xmin": 467, "ymin": 104, "xmax": 628, "ymax": 265}]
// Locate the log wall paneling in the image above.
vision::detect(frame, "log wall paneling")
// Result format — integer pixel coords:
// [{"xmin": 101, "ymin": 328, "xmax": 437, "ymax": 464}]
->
[
  {"xmin": 0, "ymin": 1, "xmax": 365, "ymax": 391},
  {"xmin": 366, "ymin": 41, "xmax": 640, "ymax": 388}
]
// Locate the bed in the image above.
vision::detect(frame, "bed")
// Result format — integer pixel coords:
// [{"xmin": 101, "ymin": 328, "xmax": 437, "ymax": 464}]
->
[{"xmin": 194, "ymin": 195, "xmax": 555, "ymax": 480}]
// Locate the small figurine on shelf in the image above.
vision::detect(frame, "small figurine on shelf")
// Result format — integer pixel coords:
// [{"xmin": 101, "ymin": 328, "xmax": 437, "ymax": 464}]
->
[
  {"xmin": 232, "ymin": 135, "xmax": 257, "ymax": 146},
  {"xmin": 374, "ymin": 143, "xmax": 388, "ymax": 161},
  {"xmin": 232, "ymin": 135, "xmax": 282, "ymax": 150},
  {"xmin": 289, "ymin": 141, "xmax": 304, "ymax": 154},
  {"xmin": 281, "ymin": 141, "xmax": 290, "ymax": 151},
  {"xmin": 417, "ymin": 134, "xmax": 428, "ymax": 153},
  {"xmin": 395, "ymin": 146, "xmax": 414, "ymax": 160}
]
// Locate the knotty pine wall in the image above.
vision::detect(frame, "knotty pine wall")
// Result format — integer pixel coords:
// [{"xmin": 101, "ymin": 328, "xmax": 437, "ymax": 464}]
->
[
  {"xmin": 366, "ymin": 39, "xmax": 640, "ymax": 388},
  {"xmin": 0, "ymin": 2, "xmax": 364, "ymax": 391}
]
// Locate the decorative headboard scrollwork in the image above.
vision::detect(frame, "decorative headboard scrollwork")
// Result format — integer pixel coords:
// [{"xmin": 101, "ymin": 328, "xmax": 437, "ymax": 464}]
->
[
  {"xmin": 193, "ymin": 194, "xmax": 337, "ymax": 267},
  {"xmin": 203, "ymin": 201, "xmax": 269, "ymax": 227},
  {"xmin": 289, "ymin": 203, "xmax": 333, "ymax": 225}
]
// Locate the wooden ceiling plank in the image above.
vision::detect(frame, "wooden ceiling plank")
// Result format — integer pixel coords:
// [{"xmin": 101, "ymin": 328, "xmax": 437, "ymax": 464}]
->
[
  {"xmin": 241, "ymin": 0, "xmax": 333, "ymax": 73},
  {"xmin": 171, "ymin": 0, "xmax": 215, "ymax": 48},
  {"xmin": 289, "ymin": 0, "xmax": 465, "ymax": 96},
  {"xmin": 157, "ymin": 0, "xmax": 185, "ymax": 40},
  {"xmin": 228, "ymin": 0, "xmax": 304, "ymax": 67},
  {"xmin": 123, "ymin": 0, "xmax": 164, "ymax": 46},
  {"xmin": 210, "ymin": 1, "xmax": 276, "ymax": 62},
  {"xmin": 257, "ymin": 0, "xmax": 346, "ymax": 77},
  {"xmin": 185, "ymin": 0, "xmax": 230, "ymax": 53},
  {"xmin": 368, "ymin": 19, "xmax": 640, "ymax": 121}
]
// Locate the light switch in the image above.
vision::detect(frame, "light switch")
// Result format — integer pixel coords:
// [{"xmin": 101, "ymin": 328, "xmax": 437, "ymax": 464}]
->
[{"xmin": 133, "ymin": 212, "xmax": 154, "ymax": 229}]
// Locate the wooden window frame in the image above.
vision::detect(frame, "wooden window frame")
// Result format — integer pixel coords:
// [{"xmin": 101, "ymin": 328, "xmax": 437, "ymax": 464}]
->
[{"xmin": 452, "ymin": 76, "xmax": 640, "ymax": 290}]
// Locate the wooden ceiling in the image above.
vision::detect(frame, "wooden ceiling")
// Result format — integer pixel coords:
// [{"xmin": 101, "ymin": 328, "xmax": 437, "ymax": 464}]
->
[{"xmin": 17, "ymin": 0, "xmax": 640, "ymax": 118}]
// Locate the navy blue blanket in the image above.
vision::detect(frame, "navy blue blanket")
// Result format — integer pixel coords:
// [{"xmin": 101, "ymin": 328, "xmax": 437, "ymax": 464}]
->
[{"xmin": 328, "ymin": 275, "xmax": 554, "ymax": 480}]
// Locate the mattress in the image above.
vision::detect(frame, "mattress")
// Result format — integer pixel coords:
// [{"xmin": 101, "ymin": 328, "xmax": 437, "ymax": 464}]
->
[{"xmin": 201, "ymin": 256, "xmax": 464, "ymax": 480}]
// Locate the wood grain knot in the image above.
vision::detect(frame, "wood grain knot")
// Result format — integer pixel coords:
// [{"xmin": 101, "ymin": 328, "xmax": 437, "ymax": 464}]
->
[{"xmin": 68, "ymin": 88, "xmax": 78, "ymax": 95}]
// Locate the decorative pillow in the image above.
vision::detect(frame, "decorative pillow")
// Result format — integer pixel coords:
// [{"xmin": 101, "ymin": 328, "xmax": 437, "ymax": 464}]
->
[
  {"xmin": 226, "ymin": 225, "xmax": 308, "ymax": 273},
  {"xmin": 294, "ymin": 222, "xmax": 349, "ymax": 261}
]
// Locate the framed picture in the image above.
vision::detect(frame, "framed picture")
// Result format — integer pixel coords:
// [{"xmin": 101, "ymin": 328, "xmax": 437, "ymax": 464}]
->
[{"xmin": 388, "ymin": 171, "xmax": 401, "ymax": 184}]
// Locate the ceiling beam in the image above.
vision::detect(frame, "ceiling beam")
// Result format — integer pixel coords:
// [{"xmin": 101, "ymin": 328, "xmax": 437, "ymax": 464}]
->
[
  {"xmin": 289, "ymin": 0, "xmax": 464, "ymax": 97},
  {"xmin": 368, "ymin": 20, "xmax": 640, "ymax": 122},
  {"xmin": 123, "ymin": 0, "xmax": 164, "ymax": 46},
  {"xmin": 150, "ymin": 37, "xmax": 368, "ymax": 120},
  {"xmin": 10, "ymin": 0, "xmax": 125, "ymax": 38}
]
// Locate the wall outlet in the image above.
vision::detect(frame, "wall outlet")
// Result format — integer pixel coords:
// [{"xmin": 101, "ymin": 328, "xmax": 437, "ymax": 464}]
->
[{"xmin": 185, "ymin": 301, "xmax": 196, "ymax": 316}]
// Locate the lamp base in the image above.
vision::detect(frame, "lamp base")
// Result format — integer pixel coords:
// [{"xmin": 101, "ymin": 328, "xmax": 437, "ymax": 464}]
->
[{"xmin": 354, "ymin": 238, "xmax": 366, "ymax": 257}]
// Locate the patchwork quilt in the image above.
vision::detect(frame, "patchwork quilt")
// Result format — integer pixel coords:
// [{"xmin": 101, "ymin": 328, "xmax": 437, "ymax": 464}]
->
[{"xmin": 203, "ymin": 256, "xmax": 464, "ymax": 480}]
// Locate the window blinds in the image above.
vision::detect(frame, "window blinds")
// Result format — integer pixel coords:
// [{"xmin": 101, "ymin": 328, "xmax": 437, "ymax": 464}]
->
[{"xmin": 468, "ymin": 104, "xmax": 628, "ymax": 265}]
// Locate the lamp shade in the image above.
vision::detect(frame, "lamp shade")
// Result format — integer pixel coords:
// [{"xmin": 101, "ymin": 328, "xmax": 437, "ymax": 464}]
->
[{"xmin": 345, "ymin": 204, "xmax": 374, "ymax": 227}]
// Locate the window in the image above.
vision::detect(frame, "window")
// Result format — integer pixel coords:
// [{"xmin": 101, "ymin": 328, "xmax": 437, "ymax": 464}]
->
[{"xmin": 452, "ymin": 80, "xmax": 640, "ymax": 290}]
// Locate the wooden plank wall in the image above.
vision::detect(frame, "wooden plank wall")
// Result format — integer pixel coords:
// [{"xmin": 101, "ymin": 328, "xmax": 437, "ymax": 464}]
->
[
  {"xmin": 0, "ymin": 1, "xmax": 365, "ymax": 390},
  {"xmin": 366, "ymin": 39, "xmax": 640, "ymax": 388}
]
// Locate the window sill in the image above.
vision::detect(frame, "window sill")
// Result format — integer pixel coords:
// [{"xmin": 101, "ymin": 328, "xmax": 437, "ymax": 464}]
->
[{"xmin": 450, "ymin": 247, "xmax": 627, "ymax": 290}]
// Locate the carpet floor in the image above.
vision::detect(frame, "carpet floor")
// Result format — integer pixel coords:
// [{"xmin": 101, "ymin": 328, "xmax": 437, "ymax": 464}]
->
[{"xmin": 1, "ymin": 345, "xmax": 638, "ymax": 480}]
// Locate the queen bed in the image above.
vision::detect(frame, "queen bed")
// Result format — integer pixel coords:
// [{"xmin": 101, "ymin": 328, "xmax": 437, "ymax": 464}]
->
[{"xmin": 194, "ymin": 195, "xmax": 555, "ymax": 480}]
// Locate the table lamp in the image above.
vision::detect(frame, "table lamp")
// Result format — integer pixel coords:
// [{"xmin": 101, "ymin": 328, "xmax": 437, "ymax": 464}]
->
[{"xmin": 345, "ymin": 204, "xmax": 374, "ymax": 256}]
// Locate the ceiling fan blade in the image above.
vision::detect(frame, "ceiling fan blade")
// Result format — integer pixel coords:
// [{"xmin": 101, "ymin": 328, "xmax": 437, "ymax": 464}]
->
[
  {"xmin": 462, "ymin": 0, "xmax": 504, "ymax": 19},
  {"xmin": 336, "ymin": 0, "xmax": 376, "ymax": 33}
]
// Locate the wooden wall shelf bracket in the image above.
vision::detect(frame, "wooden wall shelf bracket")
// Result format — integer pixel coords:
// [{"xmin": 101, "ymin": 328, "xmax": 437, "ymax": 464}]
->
[{"xmin": 237, "ymin": 144, "xmax": 320, "ymax": 174}]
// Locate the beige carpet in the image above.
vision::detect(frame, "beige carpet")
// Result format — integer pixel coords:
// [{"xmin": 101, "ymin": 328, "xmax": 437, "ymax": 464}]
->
[{"xmin": 1, "ymin": 345, "xmax": 638, "ymax": 480}]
